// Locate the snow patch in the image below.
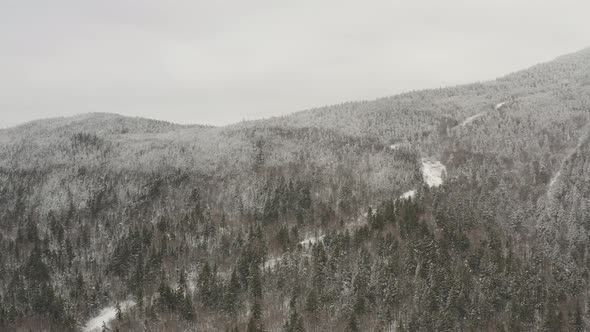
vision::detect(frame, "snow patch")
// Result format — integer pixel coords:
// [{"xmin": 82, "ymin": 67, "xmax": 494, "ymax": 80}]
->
[
  {"xmin": 389, "ymin": 143, "xmax": 411, "ymax": 151},
  {"xmin": 494, "ymin": 102, "xmax": 506, "ymax": 110},
  {"xmin": 389, "ymin": 143, "xmax": 401, "ymax": 150},
  {"xmin": 264, "ymin": 256, "xmax": 282, "ymax": 270},
  {"xmin": 346, "ymin": 213, "xmax": 369, "ymax": 230},
  {"xmin": 187, "ymin": 271, "xmax": 197, "ymax": 292},
  {"xmin": 400, "ymin": 190, "xmax": 416, "ymax": 199},
  {"xmin": 299, "ymin": 234, "xmax": 324, "ymax": 247},
  {"xmin": 421, "ymin": 159, "xmax": 446, "ymax": 187},
  {"xmin": 362, "ymin": 208, "xmax": 377, "ymax": 217},
  {"xmin": 84, "ymin": 300, "xmax": 136, "ymax": 332},
  {"xmin": 548, "ymin": 170, "xmax": 560, "ymax": 192}
]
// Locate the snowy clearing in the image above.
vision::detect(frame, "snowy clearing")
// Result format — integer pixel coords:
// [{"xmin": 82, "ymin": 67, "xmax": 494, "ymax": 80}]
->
[
  {"xmin": 84, "ymin": 300, "xmax": 136, "ymax": 332},
  {"xmin": 421, "ymin": 159, "xmax": 446, "ymax": 187},
  {"xmin": 397, "ymin": 159, "xmax": 445, "ymax": 197}
]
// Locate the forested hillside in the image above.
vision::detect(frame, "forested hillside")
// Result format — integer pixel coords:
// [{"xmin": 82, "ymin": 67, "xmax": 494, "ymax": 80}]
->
[{"xmin": 0, "ymin": 48, "xmax": 590, "ymax": 331}]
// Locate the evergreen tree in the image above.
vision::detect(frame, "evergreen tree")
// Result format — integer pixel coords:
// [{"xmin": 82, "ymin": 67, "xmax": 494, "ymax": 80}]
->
[
  {"xmin": 180, "ymin": 295, "xmax": 195, "ymax": 321},
  {"xmin": 198, "ymin": 262, "xmax": 217, "ymax": 308},
  {"xmin": 158, "ymin": 273, "xmax": 177, "ymax": 311},
  {"xmin": 346, "ymin": 314, "xmax": 359, "ymax": 332},
  {"xmin": 24, "ymin": 244, "xmax": 50, "ymax": 284},
  {"xmin": 224, "ymin": 269, "xmax": 241, "ymax": 314},
  {"xmin": 304, "ymin": 289, "xmax": 319, "ymax": 318},
  {"xmin": 176, "ymin": 267, "xmax": 188, "ymax": 299},
  {"xmin": 247, "ymin": 298, "xmax": 264, "ymax": 332},
  {"xmin": 249, "ymin": 265, "xmax": 262, "ymax": 300},
  {"xmin": 115, "ymin": 302, "xmax": 122, "ymax": 321},
  {"xmin": 284, "ymin": 294, "xmax": 305, "ymax": 332}
]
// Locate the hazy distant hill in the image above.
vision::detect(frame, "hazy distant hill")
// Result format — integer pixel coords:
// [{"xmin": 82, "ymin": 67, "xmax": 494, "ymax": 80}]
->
[{"xmin": 1, "ymin": 48, "xmax": 589, "ymax": 331}]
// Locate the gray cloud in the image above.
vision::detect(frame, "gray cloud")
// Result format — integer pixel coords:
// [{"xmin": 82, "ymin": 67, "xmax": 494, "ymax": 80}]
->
[{"xmin": 1, "ymin": 0, "xmax": 589, "ymax": 127}]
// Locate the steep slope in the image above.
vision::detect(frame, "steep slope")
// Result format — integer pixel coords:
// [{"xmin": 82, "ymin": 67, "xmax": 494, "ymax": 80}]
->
[{"xmin": 243, "ymin": 47, "xmax": 590, "ymax": 147}]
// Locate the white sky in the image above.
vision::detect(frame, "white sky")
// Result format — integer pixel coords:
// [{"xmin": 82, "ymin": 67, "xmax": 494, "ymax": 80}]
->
[{"xmin": 1, "ymin": 0, "xmax": 589, "ymax": 128}]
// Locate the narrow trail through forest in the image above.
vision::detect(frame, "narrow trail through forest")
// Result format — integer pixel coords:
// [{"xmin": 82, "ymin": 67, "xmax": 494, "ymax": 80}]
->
[
  {"xmin": 457, "ymin": 101, "xmax": 507, "ymax": 128},
  {"xmin": 547, "ymin": 126, "xmax": 590, "ymax": 199}
]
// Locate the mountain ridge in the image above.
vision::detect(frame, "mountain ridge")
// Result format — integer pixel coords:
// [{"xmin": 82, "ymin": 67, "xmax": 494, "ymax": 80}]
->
[{"xmin": 4, "ymin": 46, "xmax": 590, "ymax": 134}]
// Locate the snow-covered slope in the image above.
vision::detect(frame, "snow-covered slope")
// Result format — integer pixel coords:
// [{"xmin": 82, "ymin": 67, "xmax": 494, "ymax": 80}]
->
[{"xmin": 421, "ymin": 159, "xmax": 446, "ymax": 187}]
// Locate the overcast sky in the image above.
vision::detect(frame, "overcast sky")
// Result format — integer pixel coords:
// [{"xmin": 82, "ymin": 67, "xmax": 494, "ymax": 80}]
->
[{"xmin": 1, "ymin": 0, "xmax": 589, "ymax": 128}]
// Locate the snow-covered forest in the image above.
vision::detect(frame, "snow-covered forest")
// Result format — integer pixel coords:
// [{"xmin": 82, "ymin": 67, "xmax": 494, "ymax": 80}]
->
[{"xmin": 0, "ymin": 47, "xmax": 590, "ymax": 331}]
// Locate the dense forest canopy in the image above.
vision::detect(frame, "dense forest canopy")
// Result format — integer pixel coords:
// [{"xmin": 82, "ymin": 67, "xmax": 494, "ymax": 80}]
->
[{"xmin": 0, "ymin": 47, "xmax": 590, "ymax": 331}]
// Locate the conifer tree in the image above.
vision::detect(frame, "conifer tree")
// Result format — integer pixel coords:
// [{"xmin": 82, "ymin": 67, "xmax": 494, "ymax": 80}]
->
[
  {"xmin": 115, "ymin": 302, "xmax": 122, "ymax": 321},
  {"xmin": 284, "ymin": 294, "xmax": 305, "ymax": 332}
]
